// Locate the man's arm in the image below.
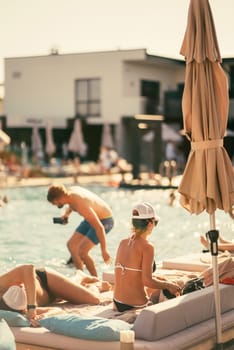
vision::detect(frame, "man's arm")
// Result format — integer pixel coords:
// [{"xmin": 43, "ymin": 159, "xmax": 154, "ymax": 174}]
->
[{"xmin": 63, "ymin": 206, "xmax": 72, "ymax": 219}]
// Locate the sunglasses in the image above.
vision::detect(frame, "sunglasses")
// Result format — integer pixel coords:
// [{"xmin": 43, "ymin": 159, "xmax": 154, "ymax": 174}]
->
[{"xmin": 147, "ymin": 219, "xmax": 158, "ymax": 226}]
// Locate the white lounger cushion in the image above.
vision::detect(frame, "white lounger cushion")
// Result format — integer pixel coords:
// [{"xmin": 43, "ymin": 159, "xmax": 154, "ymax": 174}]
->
[
  {"xmin": 162, "ymin": 252, "xmax": 232, "ymax": 272},
  {"xmin": 162, "ymin": 253, "xmax": 211, "ymax": 272},
  {"xmin": 0, "ymin": 318, "xmax": 16, "ymax": 350},
  {"xmin": 12, "ymin": 311, "xmax": 234, "ymax": 350},
  {"xmin": 134, "ymin": 284, "xmax": 234, "ymax": 341}
]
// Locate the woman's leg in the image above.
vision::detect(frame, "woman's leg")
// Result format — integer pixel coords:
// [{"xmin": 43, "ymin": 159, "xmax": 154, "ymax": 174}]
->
[
  {"xmin": 46, "ymin": 268, "xmax": 100, "ymax": 305},
  {"xmin": 200, "ymin": 234, "xmax": 234, "ymax": 252},
  {"xmin": 219, "ymin": 235, "xmax": 232, "ymax": 244},
  {"xmin": 217, "ymin": 242, "xmax": 234, "ymax": 252}
]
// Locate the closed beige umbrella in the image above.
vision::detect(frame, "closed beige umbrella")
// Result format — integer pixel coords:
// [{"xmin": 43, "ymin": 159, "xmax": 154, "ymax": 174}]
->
[
  {"xmin": 45, "ymin": 121, "xmax": 56, "ymax": 158},
  {"xmin": 31, "ymin": 126, "xmax": 43, "ymax": 156},
  {"xmin": 178, "ymin": 0, "xmax": 234, "ymax": 347},
  {"xmin": 68, "ymin": 119, "xmax": 87, "ymax": 158}
]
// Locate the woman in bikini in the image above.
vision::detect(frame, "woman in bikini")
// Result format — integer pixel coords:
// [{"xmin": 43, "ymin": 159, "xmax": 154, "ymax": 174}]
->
[
  {"xmin": 0, "ymin": 264, "xmax": 100, "ymax": 324},
  {"xmin": 113, "ymin": 202, "xmax": 181, "ymax": 312}
]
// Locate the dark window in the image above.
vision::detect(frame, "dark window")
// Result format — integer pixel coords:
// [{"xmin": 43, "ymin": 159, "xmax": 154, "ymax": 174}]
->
[
  {"xmin": 75, "ymin": 79, "xmax": 101, "ymax": 118},
  {"xmin": 141, "ymin": 80, "xmax": 160, "ymax": 114},
  {"xmin": 177, "ymin": 83, "xmax": 184, "ymax": 95}
]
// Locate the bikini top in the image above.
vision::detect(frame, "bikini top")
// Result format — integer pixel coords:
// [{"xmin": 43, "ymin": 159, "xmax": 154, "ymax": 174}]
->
[
  {"xmin": 115, "ymin": 262, "xmax": 142, "ymax": 274},
  {"xmin": 115, "ymin": 260, "xmax": 156, "ymax": 274}
]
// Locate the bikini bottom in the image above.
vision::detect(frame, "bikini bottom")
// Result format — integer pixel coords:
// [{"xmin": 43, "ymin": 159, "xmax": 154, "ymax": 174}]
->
[
  {"xmin": 113, "ymin": 298, "xmax": 151, "ymax": 313},
  {"xmin": 36, "ymin": 269, "xmax": 55, "ymax": 303}
]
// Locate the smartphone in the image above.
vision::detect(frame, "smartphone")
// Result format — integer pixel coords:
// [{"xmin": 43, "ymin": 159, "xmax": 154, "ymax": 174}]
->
[{"xmin": 53, "ymin": 217, "xmax": 67, "ymax": 224}]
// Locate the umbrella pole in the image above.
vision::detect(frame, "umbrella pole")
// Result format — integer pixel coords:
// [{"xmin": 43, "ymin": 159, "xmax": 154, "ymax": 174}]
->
[{"xmin": 208, "ymin": 214, "xmax": 223, "ymax": 349}]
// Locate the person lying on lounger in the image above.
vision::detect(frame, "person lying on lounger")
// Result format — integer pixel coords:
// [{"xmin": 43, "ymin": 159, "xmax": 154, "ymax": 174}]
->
[
  {"xmin": 200, "ymin": 234, "xmax": 234, "ymax": 253},
  {"xmin": 0, "ymin": 264, "xmax": 100, "ymax": 325},
  {"xmin": 113, "ymin": 202, "xmax": 181, "ymax": 312}
]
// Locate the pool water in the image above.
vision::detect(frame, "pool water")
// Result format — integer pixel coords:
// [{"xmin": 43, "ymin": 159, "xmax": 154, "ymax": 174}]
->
[{"xmin": 0, "ymin": 185, "xmax": 233, "ymax": 277}]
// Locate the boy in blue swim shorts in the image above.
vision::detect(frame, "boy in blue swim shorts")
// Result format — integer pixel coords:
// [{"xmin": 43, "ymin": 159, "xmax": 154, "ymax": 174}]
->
[
  {"xmin": 47, "ymin": 184, "xmax": 114, "ymax": 276},
  {"xmin": 76, "ymin": 218, "xmax": 114, "ymax": 245}
]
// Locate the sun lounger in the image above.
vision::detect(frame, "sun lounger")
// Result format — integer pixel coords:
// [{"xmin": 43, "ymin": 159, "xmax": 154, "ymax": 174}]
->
[
  {"xmin": 6, "ymin": 282, "xmax": 233, "ymax": 350},
  {"xmin": 161, "ymin": 252, "xmax": 232, "ymax": 272}
]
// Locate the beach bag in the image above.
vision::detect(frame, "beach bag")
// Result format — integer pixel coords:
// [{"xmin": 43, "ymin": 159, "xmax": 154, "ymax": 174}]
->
[
  {"xmin": 161, "ymin": 277, "xmax": 205, "ymax": 300},
  {"xmin": 182, "ymin": 277, "xmax": 205, "ymax": 295}
]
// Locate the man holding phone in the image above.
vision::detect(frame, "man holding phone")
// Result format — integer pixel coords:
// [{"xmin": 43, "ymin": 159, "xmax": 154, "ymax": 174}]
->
[{"xmin": 47, "ymin": 184, "xmax": 114, "ymax": 277}]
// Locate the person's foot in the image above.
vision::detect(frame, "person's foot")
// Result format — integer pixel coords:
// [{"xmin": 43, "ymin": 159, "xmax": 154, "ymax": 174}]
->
[
  {"xmin": 66, "ymin": 256, "xmax": 74, "ymax": 265},
  {"xmin": 99, "ymin": 281, "xmax": 112, "ymax": 292}
]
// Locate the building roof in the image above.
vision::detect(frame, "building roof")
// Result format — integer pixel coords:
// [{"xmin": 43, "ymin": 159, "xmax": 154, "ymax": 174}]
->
[{"xmin": 4, "ymin": 47, "xmax": 184, "ymax": 66}]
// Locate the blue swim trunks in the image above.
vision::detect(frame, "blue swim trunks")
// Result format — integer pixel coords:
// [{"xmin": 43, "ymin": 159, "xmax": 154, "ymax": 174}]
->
[{"xmin": 75, "ymin": 217, "xmax": 114, "ymax": 244}]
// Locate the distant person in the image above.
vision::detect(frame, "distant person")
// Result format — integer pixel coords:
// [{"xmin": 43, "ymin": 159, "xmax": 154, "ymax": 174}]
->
[
  {"xmin": 113, "ymin": 202, "xmax": 181, "ymax": 312},
  {"xmin": 78, "ymin": 142, "xmax": 88, "ymax": 163},
  {"xmin": 0, "ymin": 264, "xmax": 100, "ymax": 326},
  {"xmin": 200, "ymin": 234, "xmax": 234, "ymax": 253},
  {"xmin": 0, "ymin": 194, "xmax": 8, "ymax": 207},
  {"xmin": 168, "ymin": 189, "xmax": 176, "ymax": 206},
  {"xmin": 62, "ymin": 142, "xmax": 68, "ymax": 161},
  {"xmin": 73, "ymin": 156, "xmax": 80, "ymax": 183},
  {"xmin": 47, "ymin": 184, "xmax": 114, "ymax": 276},
  {"xmin": 109, "ymin": 148, "xmax": 119, "ymax": 168},
  {"xmin": 98, "ymin": 146, "xmax": 112, "ymax": 173},
  {"xmin": 165, "ymin": 140, "xmax": 177, "ymax": 161}
]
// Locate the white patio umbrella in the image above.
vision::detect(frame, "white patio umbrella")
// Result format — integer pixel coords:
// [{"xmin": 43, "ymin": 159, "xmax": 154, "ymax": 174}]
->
[
  {"xmin": 31, "ymin": 126, "xmax": 43, "ymax": 156},
  {"xmin": 68, "ymin": 119, "xmax": 87, "ymax": 157},
  {"xmin": 0, "ymin": 129, "xmax": 10, "ymax": 152},
  {"xmin": 45, "ymin": 122, "xmax": 56, "ymax": 157},
  {"xmin": 101, "ymin": 124, "xmax": 115, "ymax": 149},
  {"xmin": 0, "ymin": 129, "xmax": 11, "ymax": 146}
]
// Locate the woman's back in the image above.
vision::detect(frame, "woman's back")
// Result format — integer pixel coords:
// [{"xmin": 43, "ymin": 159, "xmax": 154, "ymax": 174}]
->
[{"xmin": 114, "ymin": 236, "xmax": 153, "ymax": 306}]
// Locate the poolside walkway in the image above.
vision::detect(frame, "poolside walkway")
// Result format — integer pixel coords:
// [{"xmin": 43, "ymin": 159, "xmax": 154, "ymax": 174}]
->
[
  {"xmin": 1, "ymin": 173, "xmax": 122, "ymax": 188},
  {"xmin": 0, "ymin": 172, "xmax": 182, "ymax": 189}
]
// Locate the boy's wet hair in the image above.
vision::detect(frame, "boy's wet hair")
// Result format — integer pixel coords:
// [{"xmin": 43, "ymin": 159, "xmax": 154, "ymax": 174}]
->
[{"xmin": 47, "ymin": 184, "xmax": 66, "ymax": 202}]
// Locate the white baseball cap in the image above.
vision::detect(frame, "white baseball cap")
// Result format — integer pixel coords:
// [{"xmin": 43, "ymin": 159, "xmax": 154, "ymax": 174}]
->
[
  {"xmin": 2, "ymin": 285, "xmax": 27, "ymax": 311},
  {"xmin": 132, "ymin": 202, "xmax": 160, "ymax": 221}
]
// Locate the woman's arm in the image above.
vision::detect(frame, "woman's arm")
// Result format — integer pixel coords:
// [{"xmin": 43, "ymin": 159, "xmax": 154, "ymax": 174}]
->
[
  {"xmin": 142, "ymin": 245, "xmax": 165, "ymax": 289},
  {"xmin": 0, "ymin": 264, "xmax": 37, "ymax": 321},
  {"xmin": 17, "ymin": 265, "xmax": 37, "ymax": 320},
  {"xmin": 63, "ymin": 206, "xmax": 72, "ymax": 219},
  {"xmin": 142, "ymin": 245, "xmax": 181, "ymax": 295}
]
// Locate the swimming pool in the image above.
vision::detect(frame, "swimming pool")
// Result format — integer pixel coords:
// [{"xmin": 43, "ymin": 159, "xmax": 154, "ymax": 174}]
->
[{"xmin": 0, "ymin": 184, "xmax": 233, "ymax": 277}]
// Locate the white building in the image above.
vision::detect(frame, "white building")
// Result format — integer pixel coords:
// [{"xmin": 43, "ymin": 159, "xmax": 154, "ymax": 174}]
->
[
  {"xmin": 3, "ymin": 48, "xmax": 186, "ymax": 171},
  {"xmin": 4, "ymin": 48, "xmax": 185, "ymax": 127}
]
